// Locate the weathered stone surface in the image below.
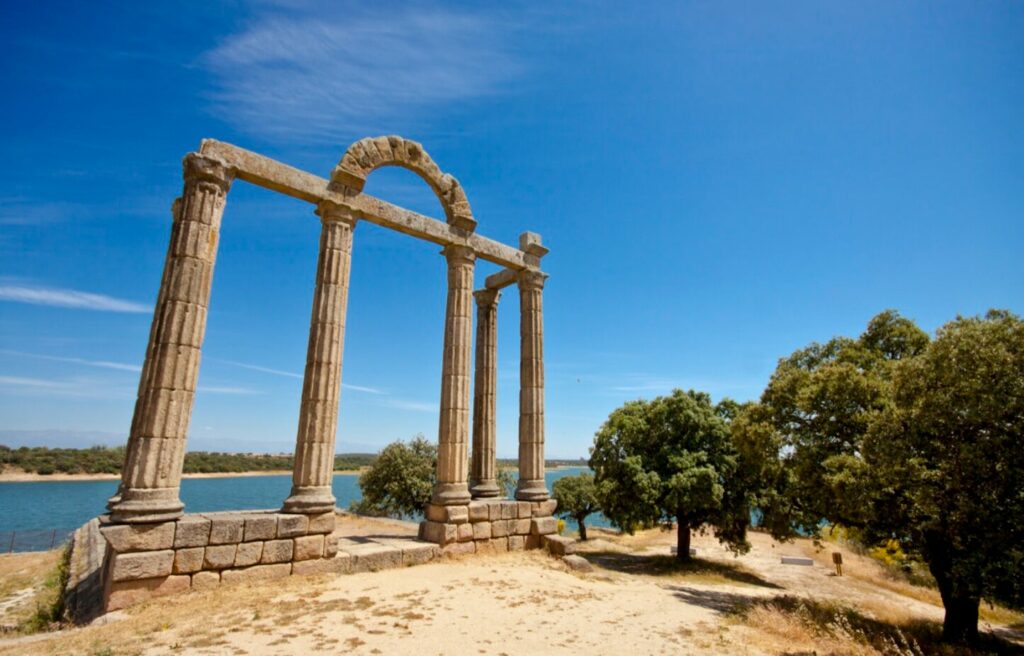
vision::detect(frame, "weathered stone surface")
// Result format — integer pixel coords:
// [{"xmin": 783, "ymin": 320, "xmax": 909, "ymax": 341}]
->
[
  {"xmin": 101, "ymin": 522, "xmax": 175, "ymax": 553},
  {"xmin": 563, "ymin": 554, "xmax": 594, "ymax": 573},
  {"xmin": 111, "ymin": 550, "xmax": 175, "ymax": 582},
  {"xmin": 323, "ymin": 536, "xmax": 339, "ymax": 558},
  {"xmin": 500, "ymin": 503, "xmax": 517, "ymax": 520},
  {"xmin": 531, "ymin": 517, "xmax": 557, "ymax": 536},
  {"xmin": 208, "ymin": 517, "xmax": 243, "ymax": 545},
  {"xmin": 172, "ymin": 547, "xmax": 204, "ymax": 574},
  {"xmin": 106, "ymin": 575, "xmax": 190, "ymax": 611},
  {"xmin": 294, "ymin": 535, "xmax": 325, "ymax": 561},
  {"xmin": 444, "ymin": 505, "xmax": 469, "ymax": 524},
  {"xmin": 402, "ymin": 544, "xmax": 440, "ymax": 566},
  {"xmin": 221, "ymin": 563, "xmax": 291, "ymax": 584},
  {"xmin": 487, "ymin": 502, "xmax": 503, "ymax": 521},
  {"xmin": 307, "ymin": 512, "xmax": 336, "ymax": 535},
  {"xmin": 525, "ymin": 534, "xmax": 542, "ymax": 550},
  {"xmin": 174, "ymin": 516, "xmax": 211, "ymax": 548},
  {"xmin": 420, "ymin": 521, "xmax": 456, "ymax": 546},
  {"xmin": 543, "ymin": 534, "xmax": 576, "ymax": 557},
  {"xmin": 293, "ymin": 554, "xmax": 351, "ymax": 576},
  {"xmin": 467, "ymin": 502, "xmax": 490, "ymax": 522},
  {"xmin": 457, "ymin": 522, "xmax": 474, "ymax": 542},
  {"xmin": 234, "ymin": 541, "xmax": 263, "ymax": 567},
  {"xmin": 532, "ymin": 499, "xmax": 558, "ymax": 517},
  {"xmin": 517, "ymin": 501, "xmax": 533, "ymax": 519},
  {"xmin": 472, "ymin": 521, "xmax": 491, "ymax": 541},
  {"xmin": 441, "ymin": 541, "xmax": 476, "ymax": 557},
  {"xmin": 513, "ymin": 518, "xmax": 532, "ymax": 535},
  {"xmin": 243, "ymin": 515, "xmax": 276, "ymax": 542},
  {"xmin": 277, "ymin": 514, "xmax": 309, "ymax": 538},
  {"xmin": 477, "ymin": 538, "xmax": 508, "ymax": 555},
  {"xmin": 261, "ymin": 539, "xmax": 294, "ymax": 564},
  {"xmin": 508, "ymin": 535, "xmax": 526, "ymax": 551},
  {"xmin": 470, "ymin": 288, "xmax": 500, "ymax": 499},
  {"xmin": 191, "ymin": 570, "xmax": 220, "ymax": 590},
  {"xmin": 204, "ymin": 544, "xmax": 237, "ymax": 570},
  {"xmin": 348, "ymin": 544, "xmax": 402, "ymax": 573},
  {"xmin": 491, "ymin": 519, "xmax": 510, "ymax": 538}
]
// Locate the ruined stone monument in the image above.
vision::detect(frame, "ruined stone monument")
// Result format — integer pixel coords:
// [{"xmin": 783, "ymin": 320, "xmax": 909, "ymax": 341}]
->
[{"xmin": 68, "ymin": 136, "xmax": 557, "ymax": 615}]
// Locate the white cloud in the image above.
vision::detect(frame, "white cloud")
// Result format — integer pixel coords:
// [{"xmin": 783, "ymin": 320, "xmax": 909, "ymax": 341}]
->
[
  {"xmin": 197, "ymin": 385, "xmax": 263, "ymax": 395},
  {"xmin": 211, "ymin": 357, "xmax": 384, "ymax": 393},
  {"xmin": 202, "ymin": 7, "xmax": 520, "ymax": 141},
  {"xmin": 0, "ymin": 349, "xmax": 141, "ymax": 373},
  {"xmin": 385, "ymin": 399, "xmax": 436, "ymax": 413},
  {"xmin": 0, "ymin": 285, "xmax": 150, "ymax": 313}
]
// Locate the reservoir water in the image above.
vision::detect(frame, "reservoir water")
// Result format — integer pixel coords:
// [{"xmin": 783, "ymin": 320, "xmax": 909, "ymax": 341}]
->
[{"xmin": 0, "ymin": 467, "xmax": 609, "ymax": 551}]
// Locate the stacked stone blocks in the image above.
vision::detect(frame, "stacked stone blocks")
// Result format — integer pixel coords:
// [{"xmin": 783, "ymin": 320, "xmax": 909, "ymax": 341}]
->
[{"xmin": 419, "ymin": 498, "xmax": 558, "ymax": 554}]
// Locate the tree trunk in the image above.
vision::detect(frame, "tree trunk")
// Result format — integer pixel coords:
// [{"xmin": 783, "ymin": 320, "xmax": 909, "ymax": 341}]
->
[
  {"xmin": 927, "ymin": 540, "xmax": 980, "ymax": 645},
  {"xmin": 576, "ymin": 515, "xmax": 588, "ymax": 541},
  {"xmin": 677, "ymin": 517, "xmax": 691, "ymax": 562}
]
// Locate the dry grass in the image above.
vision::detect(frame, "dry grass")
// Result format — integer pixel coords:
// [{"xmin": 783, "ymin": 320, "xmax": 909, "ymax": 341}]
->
[{"xmin": 0, "ymin": 550, "xmax": 64, "ymax": 632}]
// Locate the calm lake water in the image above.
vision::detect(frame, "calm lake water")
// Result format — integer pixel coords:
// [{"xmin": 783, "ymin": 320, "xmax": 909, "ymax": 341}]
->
[{"xmin": 0, "ymin": 467, "xmax": 609, "ymax": 551}]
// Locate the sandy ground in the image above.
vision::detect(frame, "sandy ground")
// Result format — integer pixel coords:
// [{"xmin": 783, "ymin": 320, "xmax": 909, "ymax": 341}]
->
[{"xmin": 1, "ymin": 523, "xmax": 1021, "ymax": 655}]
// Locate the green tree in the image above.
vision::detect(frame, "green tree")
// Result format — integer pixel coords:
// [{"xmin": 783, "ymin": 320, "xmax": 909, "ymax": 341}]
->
[
  {"xmin": 351, "ymin": 435, "xmax": 436, "ymax": 519},
  {"xmin": 741, "ymin": 309, "xmax": 1024, "ymax": 644},
  {"xmin": 496, "ymin": 467, "xmax": 517, "ymax": 498},
  {"xmin": 589, "ymin": 389, "xmax": 750, "ymax": 561},
  {"xmin": 552, "ymin": 472, "xmax": 599, "ymax": 540}
]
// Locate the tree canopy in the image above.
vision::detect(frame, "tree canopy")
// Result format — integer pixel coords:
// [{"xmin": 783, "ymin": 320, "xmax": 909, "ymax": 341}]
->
[
  {"xmin": 589, "ymin": 389, "xmax": 752, "ymax": 560},
  {"xmin": 351, "ymin": 435, "xmax": 436, "ymax": 519},
  {"xmin": 552, "ymin": 472, "xmax": 600, "ymax": 540}
]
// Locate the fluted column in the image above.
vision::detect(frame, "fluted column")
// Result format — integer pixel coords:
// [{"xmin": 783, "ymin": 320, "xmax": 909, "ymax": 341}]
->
[
  {"xmin": 515, "ymin": 270, "xmax": 549, "ymax": 501},
  {"xmin": 470, "ymin": 288, "xmax": 501, "ymax": 498},
  {"xmin": 432, "ymin": 245, "xmax": 475, "ymax": 505},
  {"xmin": 282, "ymin": 203, "xmax": 357, "ymax": 514},
  {"xmin": 109, "ymin": 154, "xmax": 233, "ymax": 523}
]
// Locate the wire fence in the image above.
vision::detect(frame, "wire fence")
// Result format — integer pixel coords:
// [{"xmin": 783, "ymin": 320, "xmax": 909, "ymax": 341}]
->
[{"xmin": 1, "ymin": 528, "xmax": 76, "ymax": 553}]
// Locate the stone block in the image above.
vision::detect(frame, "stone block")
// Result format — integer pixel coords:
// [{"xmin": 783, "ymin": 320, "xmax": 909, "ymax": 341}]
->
[
  {"xmin": 563, "ymin": 555, "xmax": 594, "ymax": 573},
  {"xmin": 425, "ymin": 504, "xmax": 468, "ymax": 524},
  {"xmin": 472, "ymin": 521, "xmax": 491, "ymax": 541},
  {"xmin": 261, "ymin": 539, "xmax": 294, "ymax": 564},
  {"xmin": 174, "ymin": 516, "xmax": 211, "ymax": 548},
  {"xmin": 543, "ymin": 534, "xmax": 576, "ymax": 557},
  {"xmin": 204, "ymin": 544, "xmax": 237, "ymax": 570},
  {"xmin": 172, "ymin": 547, "xmax": 204, "ymax": 574},
  {"xmin": 323, "ymin": 536, "xmax": 339, "ymax": 558},
  {"xmin": 403, "ymin": 544, "xmax": 439, "ymax": 566},
  {"xmin": 457, "ymin": 522, "xmax": 474, "ymax": 542},
  {"xmin": 487, "ymin": 502, "xmax": 503, "ymax": 521},
  {"xmin": 420, "ymin": 521, "xmax": 456, "ymax": 546},
  {"xmin": 191, "ymin": 570, "xmax": 221, "ymax": 590},
  {"xmin": 478, "ymin": 538, "xmax": 508, "ymax": 555},
  {"xmin": 294, "ymin": 535, "xmax": 325, "ymax": 561},
  {"xmin": 491, "ymin": 520, "xmax": 510, "ymax": 538},
  {"xmin": 308, "ymin": 512, "xmax": 336, "ymax": 535},
  {"xmin": 208, "ymin": 517, "xmax": 243, "ymax": 545},
  {"xmin": 277, "ymin": 514, "xmax": 309, "ymax": 538},
  {"xmin": 101, "ymin": 522, "xmax": 175, "ymax": 553},
  {"xmin": 106, "ymin": 575, "xmax": 190, "ymax": 611},
  {"xmin": 531, "ymin": 517, "xmax": 557, "ymax": 536},
  {"xmin": 111, "ymin": 550, "xmax": 175, "ymax": 582},
  {"xmin": 221, "ymin": 563, "xmax": 292, "ymax": 584},
  {"xmin": 349, "ymin": 545, "xmax": 402, "ymax": 573},
  {"xmin": 234, "ymin": 541, "xmax": 263, "ymax": 567},
  {"xmin": 513, "ymin": 518, "xmax": 532, "ymax": 535},
  {"xmin": 517, "ymin": 502, "xmax": 533, "ymax": 519},
  {"xmin": 525, "ymin": 534, "xmax": 542, "ymax": 550},
  {"xmin": 441, "ymin": 541, "xmax": 476, "ymax": 557},
  {"xmin": 293, "ymin": 555, "xmax": 351, "ymax": 576},
  {"xmin": 532, "ymin": 499, "xmax": 558, "ymax": 517},
  {"xmin": 500, "ymin": 502, "xmax": 516, "ymax": 520},
  {"xmin": 243, "ymin": 515, "xmax": 277, "ymax": 542},
  {"xmin": 467, "ymin": 502, "xmax": 490, "ymax": 522},
  {"xmin": 508, "ymin": 535, "xmax": 526, "ymax": 551}
]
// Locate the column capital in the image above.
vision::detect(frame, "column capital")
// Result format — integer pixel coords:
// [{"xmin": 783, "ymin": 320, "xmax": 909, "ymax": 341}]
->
[
  {"xmin": 182, "ymin": 153, "xmax": 234, "ymax": 192},
  {"xmin": 316, "ymin": 201, "xmax": 358, "ymax": 226},
  {"xmin": 473, "ymin": 288, "xmax": 501, "ymax": 308},
  {"xmin": 442, "ymin": 244, "xmax": 476, "ymax": 267},
  {"xmin": 518, "ymin": 269, "xmax": 548, "ymax": 291}
]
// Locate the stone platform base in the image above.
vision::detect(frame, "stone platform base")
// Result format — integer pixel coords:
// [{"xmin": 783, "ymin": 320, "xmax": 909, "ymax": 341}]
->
[{"xmin": 419, "ymin": 498, "xmax": 558, "ymax": 554}]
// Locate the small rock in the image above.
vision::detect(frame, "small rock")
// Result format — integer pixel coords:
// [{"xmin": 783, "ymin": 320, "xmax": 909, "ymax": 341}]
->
[{"xmin": 563, "ymin": 555, "xmax": 593, "ymax": 573}]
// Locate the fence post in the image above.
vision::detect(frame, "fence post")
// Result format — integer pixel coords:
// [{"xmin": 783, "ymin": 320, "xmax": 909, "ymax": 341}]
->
[
  {"xmin": 49, "ymin": 529, "xmax": 57, "ymax": 549},
  {"xmin": 7, "ymin": 531, "xmax": 14, "ymax": 553}
]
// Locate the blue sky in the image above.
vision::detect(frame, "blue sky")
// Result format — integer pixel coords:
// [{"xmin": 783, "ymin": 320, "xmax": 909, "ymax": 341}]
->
[{"xmin": 1, "ymin": 2, "xmax": 1021, "ymax": 458}]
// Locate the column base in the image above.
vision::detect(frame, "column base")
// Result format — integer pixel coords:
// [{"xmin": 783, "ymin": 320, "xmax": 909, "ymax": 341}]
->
[
  {"xmin": 281, "ymin": 486, "xmax": 337, "ymax": 515},
  {"xmin": 515, "ymin": 479, "xmax": 550, "ymax": 502},
  {"xmin": 470, "ymin": 480, "xmax": 501, "ymax": 499},
  {"xmin": 431, "ymin": 482, "xmax": 472, "ymax": 506},
  {"xmin": 108, "ymin": 489, "xmax": 184, "ymax": 524}
]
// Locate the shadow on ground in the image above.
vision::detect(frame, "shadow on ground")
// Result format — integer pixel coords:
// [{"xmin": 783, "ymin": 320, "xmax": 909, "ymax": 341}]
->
[{"xmin": 581, "ymin": 551, "xmax": 782, "ymax": 589}]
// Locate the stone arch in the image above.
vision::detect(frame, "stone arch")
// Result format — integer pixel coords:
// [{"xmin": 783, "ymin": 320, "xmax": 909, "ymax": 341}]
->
[{"xmin": 331, "ymin": 135, "xmax": 476, "ymax": 233}]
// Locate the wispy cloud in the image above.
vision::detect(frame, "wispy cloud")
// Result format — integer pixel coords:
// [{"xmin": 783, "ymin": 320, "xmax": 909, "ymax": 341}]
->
[
  {"xmin": 202, "ymin": 7, "xmax": 521, "ymax": 141},
  {"xmin": 385, "ymin": 399, "xmax": 436, "ymax": 413},
  {"xmin": 0, "ymin": 349, "xmax": 141, "ymax": 373},
  {"xmin": 0, "ymin": 375, "xmax": 134, "ymax": 400},
  {"xmin": 0, "ymin": 285, "xmax": 150, "ymax": 313},
  {"xmin": 211, "ymin": 357, "xmax": 384, "ymax": 393},
  {"xmin": 198, "ymin": 385, "xmax": 263, "ymax": 395}
]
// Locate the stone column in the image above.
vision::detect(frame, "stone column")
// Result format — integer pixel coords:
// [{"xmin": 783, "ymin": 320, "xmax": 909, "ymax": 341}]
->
[
  {"xmin": 109, "ymin": 153, "xmax": 233, "ymax": 523},
  {"xmin": 282, "ymin": 203, "xmax": 357, "ymax": 514},
  {"xmin": 515, "ymin": 270, "xmax": 550, "ymax": 501},
  {"xmin": 432, "ymin": 245, "xmax": 475, "ymax": 505},
  {"xmin": 470, "ymin": 288, "xmax": 501, "ymax": 498}
]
